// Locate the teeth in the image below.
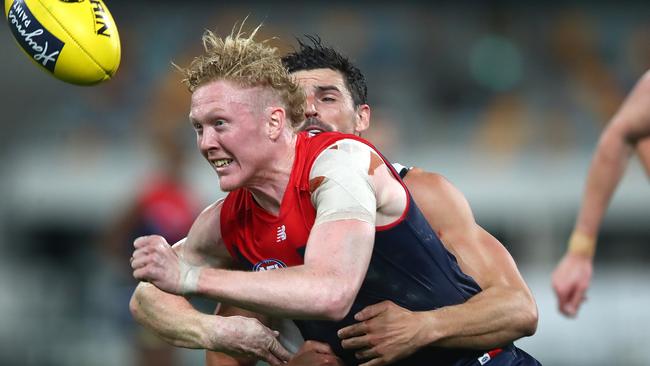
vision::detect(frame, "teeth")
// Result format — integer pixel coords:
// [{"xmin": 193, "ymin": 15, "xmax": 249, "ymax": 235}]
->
[{"xmin": 213, "ymin": 159, "xmax": 232, "ymax": 168}]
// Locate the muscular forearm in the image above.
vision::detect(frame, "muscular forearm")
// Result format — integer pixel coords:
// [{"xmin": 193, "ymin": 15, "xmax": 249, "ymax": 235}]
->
[
  {"xmin": 130, "ymin": 282, "xmax": 212, "ymax": 349},
  {"xmin": 196, "ymin": 265, "xmax": 355, "ymax": 320},
  {"xmin": 420, "ymin": 286, "xmax": 537, "ymax": 349}
]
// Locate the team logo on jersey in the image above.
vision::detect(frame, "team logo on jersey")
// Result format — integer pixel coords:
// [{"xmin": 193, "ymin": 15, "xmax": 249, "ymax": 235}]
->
[
  {"xmin": 253, "ymin": 259, "xmax": 287, "ymax": 272},
  {"xmin": 276, "ymin": 225, "xmax": 287, "ymax": 242}
]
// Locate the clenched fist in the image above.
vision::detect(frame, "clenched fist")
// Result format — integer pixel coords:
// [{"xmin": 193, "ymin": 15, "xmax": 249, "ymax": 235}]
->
[{"xmin": 131, "ymin": 235, "xmax": 200, "ymax": 295}]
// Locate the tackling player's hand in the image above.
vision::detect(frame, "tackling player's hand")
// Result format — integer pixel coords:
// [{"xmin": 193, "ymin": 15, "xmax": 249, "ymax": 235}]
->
[
  {"xmin": 552, "ymin": 252, "xmax": 593, "ymax": 317},
  {"xmin": 338, "ymin": 300, "xmax": 428, "ymax": 366},
  {"xmin": 131, "ymin": 235, "xmax": 197, "ymax": 295},
  {"xmin": 289, "ymin": 340, "xmax": 344, "ymax": 366},
  {"xmin": 210, "ymin": 315, "xmax": 292, "ymax": 366}
]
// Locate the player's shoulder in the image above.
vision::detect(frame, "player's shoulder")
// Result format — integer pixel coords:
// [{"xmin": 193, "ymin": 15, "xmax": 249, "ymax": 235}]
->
[
  {"xmin": 404, "ymin": 167, "xmax": 449, "ymax": 186},
  {"xmin": 192, "ymin": 199, "xmax": 225, "ymax": 232},
  {"xmin": 200, "ymin": 198, "xmax": 225, "ymax": 216},
  {"xmin": 403, "ymin": 167, "xmax": 466, "ymax": 198}
]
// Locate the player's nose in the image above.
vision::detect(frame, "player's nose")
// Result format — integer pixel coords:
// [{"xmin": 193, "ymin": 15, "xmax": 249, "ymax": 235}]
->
[
  {"xmin": 305, "ymin": 101, "xmax": 319, "ymax": 118},
  {"xmin": 199, "ymin": 127, "xmax": 220, "ymax": 151}
]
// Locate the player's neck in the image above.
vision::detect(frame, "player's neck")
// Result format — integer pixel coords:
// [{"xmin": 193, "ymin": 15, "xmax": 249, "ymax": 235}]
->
[{"xmin": 248, "ymin": 134, "xmax": 297, "ymax": 215}]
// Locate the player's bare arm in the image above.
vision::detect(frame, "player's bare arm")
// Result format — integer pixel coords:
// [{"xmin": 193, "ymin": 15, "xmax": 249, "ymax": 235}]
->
[
  {"xmin": 407, "ymin": 170, "xmax": 537, "ymax": 345},
  {"xmin": 572, "ymin": 70, "xmax": 650, "ymax": 242},
  {"xmin": 338, "ymin": 170, "xmax": 538, "ymax": 364},
  {"xmin": 552, "ymin": 70, "xmax": 650, "ymax": 317},
  {"xmin": 130, "ymin": 201, "xmax": 291, "ymax": 365}
]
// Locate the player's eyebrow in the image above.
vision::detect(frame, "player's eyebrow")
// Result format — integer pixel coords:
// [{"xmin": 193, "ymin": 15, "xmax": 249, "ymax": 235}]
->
[{"xmin": 316, "ymin": 85, "xmax": 342, "ymax": 93}]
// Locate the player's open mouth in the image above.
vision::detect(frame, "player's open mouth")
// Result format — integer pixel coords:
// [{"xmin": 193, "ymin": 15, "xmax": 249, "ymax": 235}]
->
[
  {"xmin": 307, "ymin": 127, "xmax": 325, "ymax": 134},
  {"xmin": 213, "ymin": 159, "xmax": 233, "ymax": 168}
]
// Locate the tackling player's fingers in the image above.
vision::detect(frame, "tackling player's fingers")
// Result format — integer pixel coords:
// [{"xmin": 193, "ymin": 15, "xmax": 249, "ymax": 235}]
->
[
  {"xmin": 354, "ymin": 301, "xmax": 389, "ymax": 321},
  {"xmin": 340, "ymin": 335, "xmax": 369, "ymax": 349},
  {"xmin": 338, "ymin": 322, "xmax": 366, "ymax": 339},
  {"xmin": 355, "ymin": 347, "xmax": 378, "ymax": 361}
]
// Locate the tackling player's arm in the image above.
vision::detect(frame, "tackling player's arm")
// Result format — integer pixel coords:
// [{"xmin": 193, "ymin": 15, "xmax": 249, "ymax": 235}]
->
[
  {"xmin": 407, "ymin": 169, "xmax": 537, "ymax": 347},
  {"xmin": 338, "ymin": 170, "xmax": 538, "ymax": 365},
  {"xmin": 552, "ymin": 70, "xmax": 650, "ymax": 317},
  {"xmin": 130, "ymin": 201, "xmax": 291, "ymax": 365}
]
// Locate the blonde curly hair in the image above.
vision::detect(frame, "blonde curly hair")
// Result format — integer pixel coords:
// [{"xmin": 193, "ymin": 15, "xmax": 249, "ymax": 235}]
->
[{"xmin": 178, "ymin": 22, "xmax": 305, "ymax": 126}]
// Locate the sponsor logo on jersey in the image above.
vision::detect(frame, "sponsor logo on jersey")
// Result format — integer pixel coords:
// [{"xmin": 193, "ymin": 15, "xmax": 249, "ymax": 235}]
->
[
  {"xmin": 276, "ymin": 225, "xmax": 287, "ymax": 242},
  {"xmin": 253, "ymin": 259, "xmax": 287, "ymax": 272},
  {"xmin": 7, "ymin": 0, "xmax": 64, "ymax": 72}
]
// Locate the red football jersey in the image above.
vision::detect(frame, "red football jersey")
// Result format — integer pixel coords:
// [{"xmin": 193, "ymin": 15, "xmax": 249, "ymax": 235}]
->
[{"xmin": 220, "ymin": 131, "xmax": 377, "ymax": 270}]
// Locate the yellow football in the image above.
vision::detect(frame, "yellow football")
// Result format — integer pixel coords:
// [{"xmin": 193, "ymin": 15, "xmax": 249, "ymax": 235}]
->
[{"xmin": 5, "ymin": 0, "xmax": 121, "ymax": 85}]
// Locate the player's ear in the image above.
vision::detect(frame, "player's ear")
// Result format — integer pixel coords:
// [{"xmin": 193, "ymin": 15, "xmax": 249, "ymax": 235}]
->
[
  {"xmin": 355, "ymin": 104, "xmax": 371, "ymax": 134},
  {"xmin": 267, "ymin": 107, "xmax": 286, "ymax": 140}
]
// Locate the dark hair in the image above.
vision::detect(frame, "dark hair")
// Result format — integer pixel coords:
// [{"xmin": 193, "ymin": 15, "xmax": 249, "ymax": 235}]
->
[{"xmin": 282, "ymin": 35, "xmax": 367, "ymax": 107}]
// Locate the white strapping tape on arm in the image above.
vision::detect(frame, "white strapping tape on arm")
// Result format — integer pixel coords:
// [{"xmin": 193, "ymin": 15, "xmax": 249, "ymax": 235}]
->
[
  {"xmin": 309, "ymin": 139, "xmax": 377, "ymax": 226},
  {"xmin": 175, "ymin": 239, "xmax": 201, "ymax": 295},
  {"xmin": 179, "ymin": 261, "xmax": 201, "ymax": 295}
]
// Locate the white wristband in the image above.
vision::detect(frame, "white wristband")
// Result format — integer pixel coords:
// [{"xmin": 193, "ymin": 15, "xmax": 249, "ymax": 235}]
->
[{"xmin": 179, "ymin": 261, "xmax": 201, "ymax": 295}]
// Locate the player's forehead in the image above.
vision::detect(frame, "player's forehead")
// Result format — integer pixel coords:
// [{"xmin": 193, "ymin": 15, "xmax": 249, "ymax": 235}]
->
[
  {"xmin": 189, "ymin": 79, "xmax": 256, "ymax": 120},
  {"xmin": 292, "ymin": 68, "xmax": 350, "ymax": 95}
]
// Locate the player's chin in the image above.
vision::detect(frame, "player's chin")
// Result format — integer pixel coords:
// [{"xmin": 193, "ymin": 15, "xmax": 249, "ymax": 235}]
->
[{"xmin": 217, "ymin": 176, "xmax": 241, "ymax": 192}]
